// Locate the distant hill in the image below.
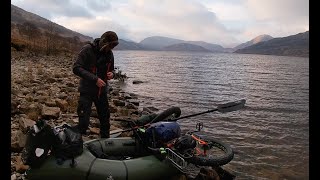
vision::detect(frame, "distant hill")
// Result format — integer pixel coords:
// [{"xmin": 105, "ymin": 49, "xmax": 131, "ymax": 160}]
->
[
  {"xmin": 162, "ymin": 43, "xmax": 212, "ymax": 52},
  {"xmin": 233, "ymin": 34, "xmax": 273, "ymax": 51},
  {"xmin": 234, "ymin": 31, "xmax": 309, "ymax": 57},
  {"xmin": 139, "ymin": 36, "xmax": 185, "ymax": 50},
  {"xmin": 11, "ymin": 4, "xmax": 309, "ymax": 57},
  {"xmin": 11, "ymin": 4, "xmax": 93, "ymax": 42},
  {"xmin": 185, "ymin": 41, "xmax": 226, "ymax": 52},
  {"xmin": 114, "ymin": 39, "xmax": 145, "ymax": 50},
  {"xmin": 11, "ymin": 4, "xmax": 94, "ymax": 54},
  {"xmin": 139, "ymin": 36, "xmax": 227, "ymax": 52}
]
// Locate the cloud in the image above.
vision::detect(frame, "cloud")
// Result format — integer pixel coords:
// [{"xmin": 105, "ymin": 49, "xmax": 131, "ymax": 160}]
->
[
  {"xmin": 246, "ymin": 0, "xmax": 308, "ymax": 22},
  {"xmin": 52, "ymin": 16, "xmax": 129, "ymax": 39},
  {"xmin": 203, "ymin": 0, "xmax": 309, "ymax": 43},
  {"xmin": 11, "ymin": 0, "xmax": 309, "ymax": 47},
  {"xmin": 201, "ymin": 0, "xmax": 250, "ymax": 21},
  {"xmin": 13, "ymin": 0, "xmax": 93, "ymax": 19},
  {"xmin": 114, "ymin": 0, "xmax": 239, "ymax": 46},
  {"xmin": 86, "ymin": 0, "xmax": 111, "ymax": 12},
  {"xmin": 241, "ymin": 0, "xmax": 309, "ymax": 40}
]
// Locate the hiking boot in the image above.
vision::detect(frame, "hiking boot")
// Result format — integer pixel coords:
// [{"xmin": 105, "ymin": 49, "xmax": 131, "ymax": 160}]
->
[
  {"xmin": 100, "ymin": 130, "xmax": 110, "ymax": 138},
  {"xmin": 100, "ymin": 134, "xmax": 110, "ymax": 138}
]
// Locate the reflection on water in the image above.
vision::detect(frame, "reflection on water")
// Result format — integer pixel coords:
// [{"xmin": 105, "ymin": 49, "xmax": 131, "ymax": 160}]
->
[{"xmin": 114, "ymin": 50, "xmax": 309, "ymax": 179}]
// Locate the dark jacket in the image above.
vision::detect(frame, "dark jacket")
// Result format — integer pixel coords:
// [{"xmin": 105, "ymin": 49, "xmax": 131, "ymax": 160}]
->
[{"xmin": 73, "ymin": 38, "xmax": 115, "ymax": 95}]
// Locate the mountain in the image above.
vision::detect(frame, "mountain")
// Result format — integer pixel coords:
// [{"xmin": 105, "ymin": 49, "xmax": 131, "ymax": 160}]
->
[
  {"xmin": 11, "ymin": 4, "xmax": 309, "ymax": 57},
  {"xmin": 116, "ymin": 38, "xmax": 221, "ymax": 52},
  {"xmin": 185, "ymin": 41, "xmax": 226, "ymax": 52},
  {"xmin": 114, "ymin": 39, "xmax": 145, "ymax": 50},
  {"xmin": 139, "ymin": 36, "xmax": 227, "ymax": 52},
  {"xmin": 162, "ymin": 43, "xmax": 212, "ymax": 52},
  {"xmin": 139, "ymin": 36, "xmax": 185, "ymax": 50},
  {"xmin": 233, "ymin": 34, "xmax": 273, "ymax": 51},
  {"xmin": 234, "ymin": 31, "xmax": 309, "ymax": 57},
  {"xmin": 11, "ymin": 4, "xmax": 93, "ymax": 42}
]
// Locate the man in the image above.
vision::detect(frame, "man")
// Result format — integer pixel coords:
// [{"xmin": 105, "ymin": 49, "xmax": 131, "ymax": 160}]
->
[{"xmin": 72, "ymin": 31, "xmax": 119, "ymax": 138}]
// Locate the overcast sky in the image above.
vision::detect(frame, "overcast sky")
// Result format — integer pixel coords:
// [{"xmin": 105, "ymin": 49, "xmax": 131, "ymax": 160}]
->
[{"xmin": 11, "ymin": 0, "xmax": 309, "ymax": 48}]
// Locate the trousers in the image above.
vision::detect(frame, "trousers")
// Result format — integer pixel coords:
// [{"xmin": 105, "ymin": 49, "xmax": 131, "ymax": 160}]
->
[{"xmin": 77, "ymin": 91, "xmax": 110, "ymax": 138}]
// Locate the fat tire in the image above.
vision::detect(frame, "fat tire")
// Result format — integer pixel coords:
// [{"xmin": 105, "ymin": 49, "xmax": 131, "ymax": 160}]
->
[
  {"xmin": 188, "ymin": 137, "xmax": 234, "ymax": 167},
  {"xmin": 150, "ymin": 107, "xmax": 181, "ymax": 123}
]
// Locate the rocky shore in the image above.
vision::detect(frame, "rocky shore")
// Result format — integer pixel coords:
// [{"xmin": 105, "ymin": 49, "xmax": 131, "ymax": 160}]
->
[
  {"xmin": 11, "ymin": 50, "xmax": 156, "ymax": 180},
  {"xmin": 11, "ymin": 50, "xmax": 228, "ymax": 180}
]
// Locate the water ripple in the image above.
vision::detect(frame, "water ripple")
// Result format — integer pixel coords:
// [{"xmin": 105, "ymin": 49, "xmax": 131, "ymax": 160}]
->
[{"xmin": 114, "ymin": 51, "xmax": 309, "ymax": 179}]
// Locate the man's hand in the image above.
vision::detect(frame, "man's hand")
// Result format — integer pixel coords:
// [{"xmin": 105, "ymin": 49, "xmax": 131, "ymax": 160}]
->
[
  {"xmin": 107, "ymin": 72, "xmax": 114, "ymax": 80},
  {"xmin": 96, "ymin": 78, "xmax": 106, "ymax": 87}
]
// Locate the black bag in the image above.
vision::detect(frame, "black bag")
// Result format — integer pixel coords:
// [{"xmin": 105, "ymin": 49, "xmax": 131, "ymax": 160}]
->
[
  {"xmin": 52, "ymin": 124, "xmax": 83, "ymax": 164},
  {"xmin": 174, "ymin": 134, "xmax": 196, "ymax": 151},
  {"xmin": 145, "ymin": 121, "xmax": 181, "ymax": 147},
  {"xmin": 21, "ymin": 120, "xmax": 55, "ymax": 168}
]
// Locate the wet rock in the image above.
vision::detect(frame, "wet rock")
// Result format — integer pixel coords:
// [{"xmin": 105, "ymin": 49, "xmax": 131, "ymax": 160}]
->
[
  {"xmin": 119, "ymin": 108, "xmax": 130, "ymax": 116},
  {"xmin": 55, "ymin": 99, "xmax": 69, "ymax": 112},
  {"xmin": 109, "ymin": 104, "xmax": 118, "ymax": 113},
  {"xmin": 14, "ymin": 156, "xmax": 29, "ymax": 173},
  {"xmin": 11, "ymin": 130, "xmax": 26, "ymax": 152},
  {"xmin": 194, "ymin": 167, "xmax": 220, "ymax": 180},
  {"xmin": 18, "ymin": 118, "xmax": 35, "ymax": 133},
  {"xmin": 126, "ymin": 103, "xmax": 138, "ymax": 110},
  {"xmin": 25, "ymin": 103, "xmax": 42, "ymax": 120},
  {"xmin": 113, "ymin": 99, "xmax": 126, "ymax": 106},
  {"xmin": 127, "ymin": 99, "xmax": 140, "ymax": 106},
  {"xmin": 44, "ymin": 100, "xmax": 57, "ymax": 107},
  {"xmin": 132, "ymin": 80, "xmax": 143, "ymax": 84},
  {"xmin": 33, "ymin": 95, "xmax": 48, "ymax": 103},
  {"xmin": 123, "ymin": 93, "xmax": 132, "ymax": 99},
  {"xmin": 57, "ymin": 92, "xmax": 68, "ymax": 99},
  {"xmin": 41, "ymin": 106, "xmax": 61, "ymax": 119}
]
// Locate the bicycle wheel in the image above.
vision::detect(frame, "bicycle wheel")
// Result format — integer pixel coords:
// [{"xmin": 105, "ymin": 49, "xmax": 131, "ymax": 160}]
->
[
  {"xmin": 187, "ymin": 135, "xmax": 234, "ymax": 167},
  {"xmin": 150, "ymin": 107, "xmax": 181, "ymax": 123}
]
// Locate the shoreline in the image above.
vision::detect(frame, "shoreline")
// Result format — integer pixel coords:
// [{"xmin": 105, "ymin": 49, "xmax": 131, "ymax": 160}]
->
[
  {"xmin": 10, "ymin": 50, "xmax": 232, "ymax": 180},
  {"xmin": 10, "ymin": 50, "xmax": 154, "ymax": 179}
]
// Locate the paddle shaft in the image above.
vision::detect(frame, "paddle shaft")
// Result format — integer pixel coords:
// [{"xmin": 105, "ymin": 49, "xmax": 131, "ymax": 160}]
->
[
  {"xmin": 172, "ymin": 109, "xmax": 219, "ymax": 121},
  {"xmin": 171, "ymin": 99, "xmax": 246, "ymax": 121}
]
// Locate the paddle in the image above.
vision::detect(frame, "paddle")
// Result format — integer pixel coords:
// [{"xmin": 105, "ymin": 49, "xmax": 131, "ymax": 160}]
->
[
  {"xmin": 171, "ymin": 99, "xmax": 246, "ymax": 121},
  {"xmin": 109, "ymin": 99, "xmax": 246, "ymax": 135},
  {"xmin": 109, "ymin": 129, "xmax": 124, "ymax": 138}
]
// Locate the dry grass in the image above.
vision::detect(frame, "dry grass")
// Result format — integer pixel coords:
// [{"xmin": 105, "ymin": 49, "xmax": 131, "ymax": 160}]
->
[{"xmin": 11, "ymin": 28, "xmax": 86, "ymax": 56}]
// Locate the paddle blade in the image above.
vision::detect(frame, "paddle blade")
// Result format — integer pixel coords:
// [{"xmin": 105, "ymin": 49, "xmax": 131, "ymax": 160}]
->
[
  {"xmin": 217, "ymin": 99, "xmax": 246, "ymax": 113},
  {"xmin": 110, "ymin": 128, "xmax": 123, "ymax": 138}
]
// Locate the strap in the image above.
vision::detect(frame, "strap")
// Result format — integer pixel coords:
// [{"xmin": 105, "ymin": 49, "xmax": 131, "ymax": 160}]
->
[
  {"xmin": 103, "ymin": 62, "xmax": 112, "ymax": 82},
  {"xmin": 122, "ymin": 161, "xmax": 129, "ymax": 180},
  {"xmin": 152, "ymin": 128, "xmax": 157, "ymax": 148},
  {"xmin": 69, "ymin": 158, "xmax": 76, "ymax": 168},
  {"xmin": 98, "ymin": 60, "xmax": 112, "ymax": 98},
  {"xmin": 85, "ymin": 158, "xmax": 97, "ymax": 180}
]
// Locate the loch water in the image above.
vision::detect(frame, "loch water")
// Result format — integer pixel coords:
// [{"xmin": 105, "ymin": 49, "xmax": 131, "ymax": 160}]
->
[{"xmin": 113, "ymin": 50, "xmax": 309, "ymax": 180}]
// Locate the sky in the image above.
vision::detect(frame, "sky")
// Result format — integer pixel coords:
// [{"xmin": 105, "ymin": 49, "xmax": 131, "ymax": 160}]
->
[{"xmin": 11, "ymin": 0, "xmax": 309, "ymax": 48}]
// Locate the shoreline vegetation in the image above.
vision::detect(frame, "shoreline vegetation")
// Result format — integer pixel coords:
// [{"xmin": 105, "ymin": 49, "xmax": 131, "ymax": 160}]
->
[{"xmin": 10, "ymin": 49, "xmax": 160, "ymax": 179}]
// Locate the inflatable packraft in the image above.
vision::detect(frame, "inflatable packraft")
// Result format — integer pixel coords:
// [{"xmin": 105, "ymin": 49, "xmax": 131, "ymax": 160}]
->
[{"xmin": 25, "ymin": 137, "xmax": 181, "ymax": 180}]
